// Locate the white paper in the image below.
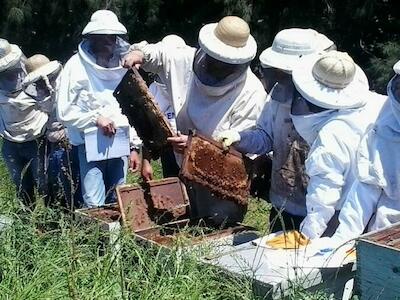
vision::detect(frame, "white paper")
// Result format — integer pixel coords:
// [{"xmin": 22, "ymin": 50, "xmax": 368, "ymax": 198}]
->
[{"xmin": 84, "ymin": 126, "xmax": 130, "ymax": 162}]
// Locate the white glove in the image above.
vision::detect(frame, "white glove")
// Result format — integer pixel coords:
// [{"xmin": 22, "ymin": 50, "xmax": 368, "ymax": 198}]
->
[{"xmin": 217, "ymin": 130, "xmax": 241, "ymax": 148}]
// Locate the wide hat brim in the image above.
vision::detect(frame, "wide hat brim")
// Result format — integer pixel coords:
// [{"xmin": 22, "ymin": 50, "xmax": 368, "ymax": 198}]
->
[
  {"xmin": 393, "ymin": 60, "xmax": 400, "ymax": 75},
  {"xmin": 0, "ymin": 44, "xmax": 22, "ymax": 72},
  {"xmin": 22, "ymin": 61, "xmax": 62, "ymax": 87},
  {"xmin": 292, "ymin": 54, "xmax": 370, "ymax": 110},
  {"xmin": 82, "ymin": 22, "xmax": 127, "ymax": 35},
  {"xmin": 198, "ymin": 23, "xmax": 257, "ymax": 64},
  {"xmin": 259, "ymin": 46, "xmax": 316, "ymax": 73}
]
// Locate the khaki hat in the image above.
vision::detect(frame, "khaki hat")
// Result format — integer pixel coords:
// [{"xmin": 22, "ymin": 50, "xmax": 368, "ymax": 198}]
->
[
  {"xmin": 198, "ymin": 16, "xmax": 257, "ymax": 64},
  {"xmin": 292, "ymin": 51, "xmax": 370, "ymax": 109},
  {"xmin": 22, "ymin": 54, "xmax": 62, "ymax": 87},
  {"xmin": 0, "ymin": 38, "xmax": 23, "ymax": 72},
  {"xmin": 82, "ymin": 10, "xmax": 127, "ymax": 35}
]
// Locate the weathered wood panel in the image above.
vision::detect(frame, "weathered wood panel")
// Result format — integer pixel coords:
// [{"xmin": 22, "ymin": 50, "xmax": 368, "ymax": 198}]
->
[{"xmin": 357, "ymin": 223, "xmax": 400, "ymax": 300}]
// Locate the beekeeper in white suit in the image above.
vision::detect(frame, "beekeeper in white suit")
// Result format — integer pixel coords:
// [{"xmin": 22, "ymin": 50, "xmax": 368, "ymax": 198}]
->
[
  {"xmin": 141, "ymin": 35, "xmax": 186, "ymax": 180},
  {"xmin": 0, "ymin": 39, "xmax": 49, "ymax": 207},
  {"xmin": 288, "ymin": 51, "xmax": 386, "ymax": 239},
  {"xmin": 123, "ymin": 16, "xmax": 267, "ymax": 224},
  {"xmin": 217, "ymin": 28, "xmax": 334, "ymax": 232},
  {"xmin": 57, "ymin": 10, "xmax": 141, "ymax": 207},
  {"xmin": 319, "ymin": 61, "xmax": 400, "ymax": 246}
]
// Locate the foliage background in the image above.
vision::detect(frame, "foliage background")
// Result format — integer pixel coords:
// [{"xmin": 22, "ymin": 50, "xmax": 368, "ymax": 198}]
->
[{"xmin": 0, "ymin": 0, "xmax": 399, "ymax": 93}]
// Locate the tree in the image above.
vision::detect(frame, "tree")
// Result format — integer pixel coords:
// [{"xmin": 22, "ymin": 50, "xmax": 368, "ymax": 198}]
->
[{"xmin": 0, "ymin": 0, "xmax": 399, "ymax": 91}]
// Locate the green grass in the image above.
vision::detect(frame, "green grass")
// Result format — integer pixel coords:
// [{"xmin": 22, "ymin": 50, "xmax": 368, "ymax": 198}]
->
[{"xmin": 0, "ymin": 157, "xmax": 331, "ymax": 300}]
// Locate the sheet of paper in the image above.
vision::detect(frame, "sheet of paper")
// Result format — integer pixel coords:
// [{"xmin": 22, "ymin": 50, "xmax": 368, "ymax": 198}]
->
[{"xmin": 84, "ymin": 126, "xmax": 130, "ymax": 162}]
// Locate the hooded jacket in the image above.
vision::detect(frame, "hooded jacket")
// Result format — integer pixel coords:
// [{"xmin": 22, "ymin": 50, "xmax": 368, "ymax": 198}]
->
[
  {"xmin": 293, "ymin": 91, "xmax": 386, "ymax": 239},
  {"xmin": 0, "ymin": 91, "xmax": 48, "ymax": 142},
  {"xmin": 57, "ymin": 39, "xmax": 140, "ymax": 147}
]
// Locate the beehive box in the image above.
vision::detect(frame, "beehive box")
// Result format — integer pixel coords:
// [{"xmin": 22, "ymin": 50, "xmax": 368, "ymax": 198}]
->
[
  {"xmin": 75, "ymin": 204, "xmax": 121, "ymax": 232},
  {"xmin": 357, "ymin": 222, "xmax": 400, "ymax": 299},
  {"xmin": 113, "ymin": 68, "xmax": 174, "ymax": 159},
  {"xmin": 75, "ymin": 204, "xmax": 122, "ymax": 253},
  {"xmin": 180, "ymin": 133, "xmax": 250, "ymax": 206},
  {"xmin": 116, "ymin": 177, "xmax": 256, "ymax": 250},
  {"xmin": 205, "ymin": 238, "xmax": 356, "ymax": 299}
]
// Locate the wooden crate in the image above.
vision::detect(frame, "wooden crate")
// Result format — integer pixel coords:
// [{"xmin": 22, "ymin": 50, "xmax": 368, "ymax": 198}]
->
[
  {"xmin": 357, "ymin": 222, "xmax": 400, "ymax": 299},
  {"xmin": 116, "ymin": 178, "xmax": 257, "ymax": 251}
]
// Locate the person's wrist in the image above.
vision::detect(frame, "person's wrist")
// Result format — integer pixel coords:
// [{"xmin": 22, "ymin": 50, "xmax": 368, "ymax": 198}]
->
[{"xmin": 130, "ymin": 145, "xmax": 140, "ymax": 154}]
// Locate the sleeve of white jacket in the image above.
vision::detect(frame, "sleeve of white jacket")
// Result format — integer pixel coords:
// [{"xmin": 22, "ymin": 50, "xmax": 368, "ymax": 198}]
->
[
  {"xmin": 300, "ymin": 133, "xmax": 350, "ymax": 239},
  {"xmin": 228, "ymin": 78, "xmax": 267, "ymax": 136},
  {"xmin": 235, "ymin": 100, "xmax": 274, "ymax": 155},
  {"xmin": 56, "ymin": 60, "xmax": 107, "ymax": 130},
  {"xmin": 131, "ymin": 41, "xmax": 164, "ymax": 75},
  {"xmin": 331, "ymin": 180, "xmax": 382, "ymax": 243}
]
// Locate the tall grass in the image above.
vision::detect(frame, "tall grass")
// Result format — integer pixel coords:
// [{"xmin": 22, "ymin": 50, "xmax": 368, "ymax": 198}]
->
[{"xmin": 0, "ymin": 155, "xmax": 330, "ymax": 299}]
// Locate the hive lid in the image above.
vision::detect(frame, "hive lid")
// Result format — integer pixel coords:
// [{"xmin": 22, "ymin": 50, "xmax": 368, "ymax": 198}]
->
[
  {"xmin": 359, "ymin": 222, "xmax": 400, "ymax": 250},
  {"xmin": 113, "ymin": 69, "xmax": 175, "ymax": 159},
  {"xmin": 180, "ymin": 132, "xmax": 250, "ymax": 205},
  {"xmin": 117, "ymin": 177, "xmax": 190, "ymax": 232}
]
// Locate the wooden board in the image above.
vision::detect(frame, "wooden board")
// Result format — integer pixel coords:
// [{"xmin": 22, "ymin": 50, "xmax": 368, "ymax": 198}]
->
[
  {"xmin": 113, "ymin": 68, "xmax": 174, "ymax": 159},
  {"xmin": 180, "ymin": 133, "xmax": 250, "ymax": 205}
]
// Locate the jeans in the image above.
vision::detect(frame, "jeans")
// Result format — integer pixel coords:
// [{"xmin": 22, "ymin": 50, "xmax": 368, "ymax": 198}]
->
[
  {"xmin": 48, "ymin": 143, "xmax": 82, "ymax": 208},
  {"xmin": 77, "ymin": 144, "xmax": 127, "ymax": 207},
  {"xmin": 2, "ymin": 138, "xmax": 47, "ymax": 207}
]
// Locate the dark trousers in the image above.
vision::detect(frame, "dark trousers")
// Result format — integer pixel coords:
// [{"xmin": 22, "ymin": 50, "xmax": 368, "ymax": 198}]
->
[
  {"xmin": 269, "ymin": 206, "xmax": 305, "ymax": 233},
  {"xmin": 47, "ymin": 143, "xmax": 82, "ymax": 209},
  {"xmin": 2, "ymin": 137, "xmax": 47, "ymax": 207},
  {"xmin": 160, "ymin": 146, "xmax": 180, "ymax": 178}
]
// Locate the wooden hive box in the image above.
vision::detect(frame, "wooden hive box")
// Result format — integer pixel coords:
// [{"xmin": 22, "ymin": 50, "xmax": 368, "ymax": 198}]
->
[
  {"xmin": 180, "ymin": 133, "xmax": 251, "ymax": 206},
  {"xmin": 357, "ymin": 222, "xmax": 400, "ymax": 299},
  {"xmin": 116, "ymin": 177, "xmax": 255, "ymax": 250}
]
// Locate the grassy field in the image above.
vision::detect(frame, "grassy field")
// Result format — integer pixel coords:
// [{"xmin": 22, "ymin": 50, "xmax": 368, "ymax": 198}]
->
[{"xmin": 0, "ymin": 157, "xmax": 330, "ymax": 299}]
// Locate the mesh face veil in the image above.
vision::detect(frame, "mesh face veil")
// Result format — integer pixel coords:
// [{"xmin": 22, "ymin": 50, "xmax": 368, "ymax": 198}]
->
[
  {"xmin": 291, "ymin": 89, "xmax": 329, "ymax": 116},
  {"xmin": 0, "ymin": 61, "xmax": 26, "ymax": 94},
  {"xmin": 24, "ymin": 71, "xmax": 58, "ymax": 101},
  {"xmin": 193, "ymin": 49, "xmax": 249, "ymax": 87}
]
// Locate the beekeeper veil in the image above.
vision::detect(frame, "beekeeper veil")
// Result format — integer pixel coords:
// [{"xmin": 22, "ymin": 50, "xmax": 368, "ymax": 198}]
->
[
  {"xmin": 0, "ymin": 39, "xmax": 26, "ymax": 95},
  {"xmin": 81, "ymin": 10, "xmax": 130, "ymax": 67},
  {"xmin": 22, "ymin": 54, "xmax": 62, "ymax": 104},
  {"xmin": 194, "ymin": 16, "xmax": 257, "ymax": 90},
  {"xmin": 290, "ymin": 51, "xmax": 369, "ymax": 145}
]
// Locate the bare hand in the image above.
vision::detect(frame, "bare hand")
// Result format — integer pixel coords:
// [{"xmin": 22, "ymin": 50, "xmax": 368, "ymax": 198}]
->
[
  {"xmin": 167, "ymin": 133, "xmax": 188, "ymax": 154},
  {"xmin": 141, "ymin": 158, "xmax": 153, "ymax": 181},
  {"xmin": 129, "ymin": 150, "xmax": 141, "ymax": 172},
  {"xmin": 96, "ymin": 116, "xmax": 116, "ymax": 137},
  {"xmin": 122, "ymin": 50, "xmax": 144, "ymax": 69}
]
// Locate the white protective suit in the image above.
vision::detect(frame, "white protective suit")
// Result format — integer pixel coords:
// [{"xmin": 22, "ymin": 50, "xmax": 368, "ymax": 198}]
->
[
  {"xmin": 57, "ymin": 40, "xmax": 140, "ymax": 147},
  {"xmin": 236, "ymin": 82, "xmax": 309, "ymax": 216},
  {"xmin": 0, "ymin": 91, "xmax": 48, "ymax": 142},
  {"xmin": 148, "ymin": 81, "xmax": 177, "ymax": 133},
  {"xmin": 132, "ymin": 41, "xmax": 266, "ymax": 141},
  {"xmin": 292, "ymin": 92, "xmax": 386, "ymax": 239},
  {"xmin": 331, "ymin": 85, "xmax": 400, "ymax": 243},
  {"xmin": 132, "ymin": 40, "xmax": 267, "ymax": 223}
]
